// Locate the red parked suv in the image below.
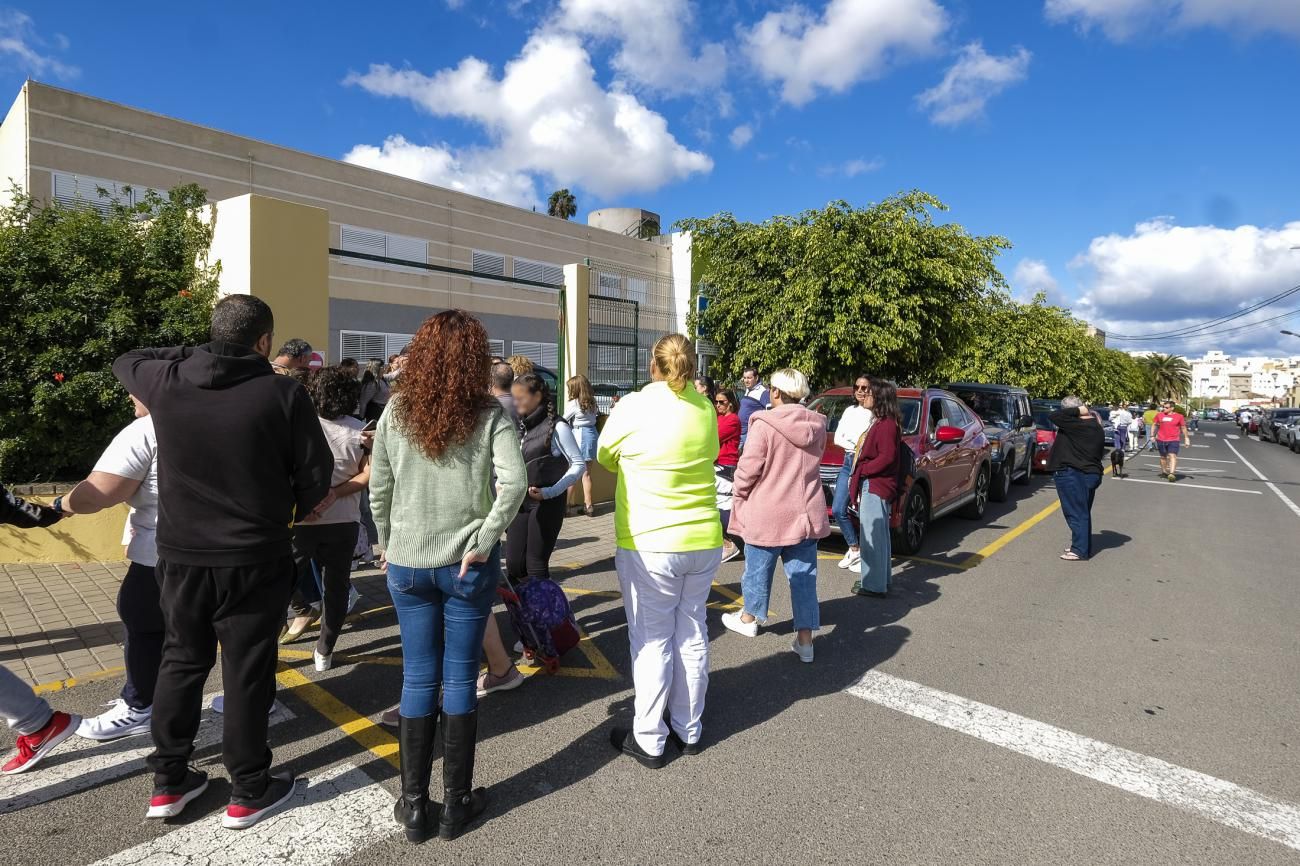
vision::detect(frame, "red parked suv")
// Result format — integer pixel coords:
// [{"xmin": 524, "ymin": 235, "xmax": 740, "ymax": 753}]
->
[{"xmin": 807, "ymin": 386, "xmax": 993, "ymax": 554}]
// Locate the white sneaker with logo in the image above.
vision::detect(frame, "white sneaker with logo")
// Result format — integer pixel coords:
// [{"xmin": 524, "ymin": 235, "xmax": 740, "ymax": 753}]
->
[
  {"xmin": 77, "ymin": 699, "xmax": 152, "ymax": 741},
  {"xmin": 837, "ymin": 549, "xmax": 861, "ymax": 570}
]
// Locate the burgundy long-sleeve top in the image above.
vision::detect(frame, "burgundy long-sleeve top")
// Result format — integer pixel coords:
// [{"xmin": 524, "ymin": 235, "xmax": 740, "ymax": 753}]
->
[
  {"xmin": 849, "ymin": 417, "xmax": 900, "ymax": 506},
  {"xmin": 716, "ymin": 412, "xmax": 740, "ymax": 467}
]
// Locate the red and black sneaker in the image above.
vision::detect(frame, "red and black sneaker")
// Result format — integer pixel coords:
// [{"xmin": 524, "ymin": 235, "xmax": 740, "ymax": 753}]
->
[
  {"xmin": 1, "ymin": 710, "xmax": 80, "ymax": 775},
  {"xmin": 145, "ymin": 768, "xmax": 209, "ymax": 818},
  {"xmin": 222, "ymin": 772, "xmax": 298, "ymax": 829}
]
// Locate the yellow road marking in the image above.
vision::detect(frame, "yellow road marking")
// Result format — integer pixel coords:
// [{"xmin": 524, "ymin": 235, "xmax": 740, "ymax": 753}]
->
[
  {"xmin": 275, "ymin": 664, "xmax": 399, "ymax": 769},
  {"xmin": 32, "ymin": 666, "xmax": 126, "ymax": 695},
  {"xmin": 960, "ymin": 500, "xmax": 1061, "ymax": 568}
]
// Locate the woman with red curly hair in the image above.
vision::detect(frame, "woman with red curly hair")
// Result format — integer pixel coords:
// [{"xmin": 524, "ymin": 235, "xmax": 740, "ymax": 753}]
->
[{"xmin": 369, "ymin": 310, "xmax": 526, "ymax": 844}]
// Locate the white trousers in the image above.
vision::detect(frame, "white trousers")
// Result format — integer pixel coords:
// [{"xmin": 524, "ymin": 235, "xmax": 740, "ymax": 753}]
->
[{"xmin": 615, "ymin": 546, "xmax": 722, "ymax": 755}]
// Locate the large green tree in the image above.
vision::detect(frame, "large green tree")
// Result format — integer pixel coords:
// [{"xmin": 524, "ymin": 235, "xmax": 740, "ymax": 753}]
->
[
  {"xmin": 0, "ymin": 184, "xmax": 219, "ymax": 480},
  {"xmin": 682, "ymin": 192, "xmax": 1010, "ymax": 386},
  {"xmin": 1138, "ymin": 352, "xmax": 1192, "ymax": 402}
]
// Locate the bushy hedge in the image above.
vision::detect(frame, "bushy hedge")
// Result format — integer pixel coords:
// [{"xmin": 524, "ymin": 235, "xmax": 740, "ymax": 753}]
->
[{"xmin": 0, "ymin": 184, "xmax": 218, "ymax": 481}]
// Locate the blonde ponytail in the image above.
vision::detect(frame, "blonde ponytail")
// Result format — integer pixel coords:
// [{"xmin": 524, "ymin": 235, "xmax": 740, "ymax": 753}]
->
[{"xmin": 652, "ymin": 333, "xmax": 696, "ymax": 393}]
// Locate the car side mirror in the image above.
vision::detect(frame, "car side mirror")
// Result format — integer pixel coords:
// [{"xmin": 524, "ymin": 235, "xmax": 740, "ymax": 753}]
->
[
  {"xmin": 1017, "ymin": 415, "xmax": 1033, "ymax": 429},
  {"xmin": 934, "ymin": 425, "xmax": 964, "ymax": 444}
]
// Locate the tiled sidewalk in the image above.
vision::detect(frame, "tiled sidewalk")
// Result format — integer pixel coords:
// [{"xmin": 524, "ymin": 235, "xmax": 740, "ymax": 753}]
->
[{"xmin": 0, "ymin": 508, "xmax": 618, "ymax": 688}]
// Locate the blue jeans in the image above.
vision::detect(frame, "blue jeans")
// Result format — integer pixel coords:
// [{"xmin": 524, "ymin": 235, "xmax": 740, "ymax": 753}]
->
[
  {"xmin": 387, "ymin": 547, "xmax": 500, "ymax": 717},
  {"xmin": 1054, "ymin": 468, "xmax": 1102, "ymax": 558},
  {"xmin": 740, "ymin": 538, "xmax": 820, "ymax": 631},
  {"xmin": 831, "ymin": 453, "xmax": 859, "ymax": 547},
  {"xmin": 857, "ymin": 490, "xmax": 892, "ymax": 593}
]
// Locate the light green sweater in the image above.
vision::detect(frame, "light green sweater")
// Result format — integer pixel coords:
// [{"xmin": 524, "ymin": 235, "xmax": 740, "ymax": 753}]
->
[
  {"xmin": 597, "ymin": 381, "xmax": 723, "ymax": 552},
  {"xmin": 370, "ymin": 400, "xmax": 526, "ymax": 568}
]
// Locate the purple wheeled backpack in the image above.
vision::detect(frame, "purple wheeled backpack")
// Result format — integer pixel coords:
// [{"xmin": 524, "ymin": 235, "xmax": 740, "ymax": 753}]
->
[{"xmin": 498, "ymin": 575, "xmax": 580, "ymax": 674}]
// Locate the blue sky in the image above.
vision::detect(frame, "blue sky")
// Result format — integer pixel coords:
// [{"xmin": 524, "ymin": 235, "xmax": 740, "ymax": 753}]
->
[{"xmin": 3, "ymin": 0, "xmax": 1299, "ymax": 356}]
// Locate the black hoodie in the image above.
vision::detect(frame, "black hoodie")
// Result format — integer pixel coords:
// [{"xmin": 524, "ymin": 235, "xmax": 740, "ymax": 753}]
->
[{"xmin": 113, "ymin": 341, "xmax": 333, "ymax": 566}]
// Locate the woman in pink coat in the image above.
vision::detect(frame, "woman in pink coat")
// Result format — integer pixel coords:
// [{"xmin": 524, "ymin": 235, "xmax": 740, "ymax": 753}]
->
[{"xmin": 721, "ymin": 368, "xmax": 830, "ymax": 663}]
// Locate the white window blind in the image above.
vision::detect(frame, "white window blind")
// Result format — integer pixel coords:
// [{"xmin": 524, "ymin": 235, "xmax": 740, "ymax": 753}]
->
[
  {"xmin": 339, "ymin": 225, "xmax": 428, "ymax": 266},
  {"xmin": 51, "ymin": 173, "xmax": 166, "ymax": 213},
  {"xmin": 511, "ymin": 340, "xmax": 558, "ymax": 369},
  {"xmin": 472, "ymin": 250, "xmax": 506, "ymax": 277},
  {"xmin": 513, "ymin": 257, "xmax": 564, "ymax": 287},
  {"xmin": 596, "ymin": 272, "xmax": 622, "ymax": 297},
  {"xmin": 488, "ymin": 339, "xmax": 506, "ymax": 357},
  {"xmin": 339, "ymin": 331, "xmax": 413, "ymax": 363},
  {"xmin": 626, "ymin": 277, "xmax": 649, "ymax": 305}
]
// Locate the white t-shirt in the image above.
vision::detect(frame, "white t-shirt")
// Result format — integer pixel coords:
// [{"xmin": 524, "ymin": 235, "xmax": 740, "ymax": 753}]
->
[
  {"xmin": 93, "ymin": 416, "xmax": 159, "ymax": 567},
  {"xmin": 562, "ymin": 398, "xmax": 598, "ymax": 429},
  {"xmin": 834, "ymin": 405, "xmax": 875, "ymax": 453},
  {"xmin": 314, "ymin": 415, "xmax": 367, "ymax": 524}
]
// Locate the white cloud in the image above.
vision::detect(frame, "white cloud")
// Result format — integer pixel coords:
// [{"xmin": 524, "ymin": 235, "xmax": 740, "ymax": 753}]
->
[
  {"xmin": 0, "ymin": 10, "xmax": 78, "ymax": 79},
  {"xmin": 816, "ymin": 157, "xmax": 884, "ymax": 178},
  {"xmin": 1071, "ymin": 218, "xmax": 1300, "ymax": 354},
  {"xmin": 743, "ymin": 0, "xmax": 948, "ymax": 106},
  {"xmin": 1046, "ymin": 0, "xmax": 1300, "ymax": 41},
  {"xmin": 345, "ymin": 32, "xmax": 712, "ymax": 200},
  {"xmin": 1011, "ymin": 258, "xmax": 1070, "ymax": 306},
  {"xmin": 916, "ymin": 42, "xmax": 1031, "ymax": 126},
  {"xmin": 551, "ymin": 0, "xmax": 726, "ymax": 94},
  {"xmin": 729, "ymin": 124, "xmax": 754, "ymax": 149},
  {"xmin": 343, "ymin": 135, "xmax": 538, "ymax": 209}
]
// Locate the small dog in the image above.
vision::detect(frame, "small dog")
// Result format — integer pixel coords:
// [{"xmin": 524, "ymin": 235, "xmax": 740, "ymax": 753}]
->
[{"xmin": 1110, "ymin": 447, "xmax": 1125, "ymax": 478}]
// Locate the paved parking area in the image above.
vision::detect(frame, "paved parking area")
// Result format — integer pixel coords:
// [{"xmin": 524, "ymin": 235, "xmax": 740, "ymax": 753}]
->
[{"xmin": 3, "ymin": 422, "xmax": 1299, "ymax": 864}]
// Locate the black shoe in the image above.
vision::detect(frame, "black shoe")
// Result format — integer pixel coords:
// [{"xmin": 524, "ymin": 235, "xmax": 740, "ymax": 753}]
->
[
  {"xmin": 850, "ymin": 581, "xmax": 889, "ymax": 599},
  {"xmin": 438, "ymin": 710, "xmax": 489, "ymax": 840},
  {"xmin": 222, "ymin": 772, "xmax": 298, "ymax": 829},
  {"xmin": 394, "ymin": 714, "xmax": 439, "ymax": 843},
  {"xmin": 609, "ymin": 727, "xmax": 665, "ymax": 769},
  {"xmin": 667, "ymin": 728, "xmax": 702, "ymax": 756},
  {"xmin": 146, "ymin": 768, "xmax": 209, "ymax": 819}
]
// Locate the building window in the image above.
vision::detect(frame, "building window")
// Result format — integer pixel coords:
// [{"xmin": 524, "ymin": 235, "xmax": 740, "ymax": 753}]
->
[
  {"xmin": 472, "ymin": 250, "xmax": 506, "ymax": 277},
  {"xmin": 596, "ymin": 272, "xmax": 622, "ymax": 298},
  {"xmin": 626, "ymin": 276, "xmax": 649, "ymax": 305},
  {"xmin": 51, "ymin": 172, "xmax": 168, "ymax": 214},
  {"xmin": 513, "ymin": 257, "xmax": 564, "ymax": 287},
  {"xmin": 339, "ymin": 225, "xmax": 428, "ymax": 267},
  {"xmin": 340, "ymin": 330, "xmax": 413, "ymax": 362},
  {"xmin": 511, "ymin": 340, "xmax": 558, "ymax": 369},
  {"xmin": 488, "ymin": 339, "xmax": 506, "ymax": 357}
]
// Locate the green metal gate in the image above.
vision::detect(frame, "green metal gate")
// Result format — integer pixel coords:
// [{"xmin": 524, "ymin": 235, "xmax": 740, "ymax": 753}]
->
[{"xmin": 588, "ymin": 294, "xmax": 640, "ymax": 400}]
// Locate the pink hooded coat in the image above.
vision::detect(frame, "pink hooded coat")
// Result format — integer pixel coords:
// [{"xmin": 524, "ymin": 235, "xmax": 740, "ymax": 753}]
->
[{"xmin": 728, "ymin": 403, "xmax": 831, "ymax": 548}]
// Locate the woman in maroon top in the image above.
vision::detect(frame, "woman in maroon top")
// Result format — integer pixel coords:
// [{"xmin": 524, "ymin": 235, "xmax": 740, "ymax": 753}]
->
[{"xmin": 848, "ymin": 378, "xmax": 902, "ymax": 598}]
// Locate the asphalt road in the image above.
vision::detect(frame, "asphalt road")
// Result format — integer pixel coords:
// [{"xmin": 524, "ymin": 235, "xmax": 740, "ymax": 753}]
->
[{"xmin": 4, "ymin": 420, "xmax": 1299, "ymax": 865}]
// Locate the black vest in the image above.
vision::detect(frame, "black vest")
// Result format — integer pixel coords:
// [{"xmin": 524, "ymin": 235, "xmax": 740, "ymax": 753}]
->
[{"xmin": 520, "ymin": 413, "xmax": 569, "ymax": 491}]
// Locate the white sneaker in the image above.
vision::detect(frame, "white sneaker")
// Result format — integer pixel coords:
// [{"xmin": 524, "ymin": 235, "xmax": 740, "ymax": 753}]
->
[
  {"xmin": 211, "ymin": 695, "xmax": 282, "ymax": 716},
  {"xmin": 314, "ymin": 649, "xmax": 332, "ymax": 672},
  {"xmin": 512, "ymin": 640, "xmax": 524, "ymax": 654},
  {"xmin": 76, "ymin": 699, "xmax": 151, "ymax": 741},
  {"xmin": 837, "ymin": 549, "xmax": 861, "ymax": 570},
  {"xmin": 721, "ymin": 610, "xmax": 759, "ymax": 637},
  {"xmin": 791, "ymin": 638, "xmax": 814, "ymax": 664},
  {"xmin": 346, "ymin": 586, "xmax": 361, "ymax": 614}
]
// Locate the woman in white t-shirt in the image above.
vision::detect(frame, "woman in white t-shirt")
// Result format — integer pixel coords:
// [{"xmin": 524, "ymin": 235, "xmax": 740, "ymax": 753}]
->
[
  {"xmin": 563, "ymin": 374, "xmax": 600, "ymax": 517},
  {"xmin": 289, "ymin": 367, "xmax": 371, "ymax": 672},
  {"xmin": 58, "ymin": 396, "xmax": 161, "ymax": 741},
  {"xmin": 831, "ymin": 375, "xmax": 875, "ymax": 571}
]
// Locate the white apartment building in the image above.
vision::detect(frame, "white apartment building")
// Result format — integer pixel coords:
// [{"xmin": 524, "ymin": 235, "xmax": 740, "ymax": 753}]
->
[{"xmin": 1189, "ymin": 350, "xmax": 1300, "ymax": 404}]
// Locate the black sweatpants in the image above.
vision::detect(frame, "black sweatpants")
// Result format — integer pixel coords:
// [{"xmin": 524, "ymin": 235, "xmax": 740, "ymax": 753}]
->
[
  {"xmin": 118, "ymin": 561, "xmax": 164, "ymax": 711},
  {"xmin": 291, "ymin": 521, "xmax": 359, "ymax": 656},
  {"xmin": 505, "ymin": 495, "xmax": 566, "ymax": 581},
  {"xmin": 147, "ymin": 556, "xmax": 293, "ymax": 799}
]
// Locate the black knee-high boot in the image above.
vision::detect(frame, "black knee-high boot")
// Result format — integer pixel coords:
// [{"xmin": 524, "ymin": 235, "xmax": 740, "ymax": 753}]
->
[
  {"xmin": 438, "ymin": 709, "xmax": 488, "ymax": 840},
  {"xmin": 393, "ymin": 714, "xmax": 438, "ymax": 843}
]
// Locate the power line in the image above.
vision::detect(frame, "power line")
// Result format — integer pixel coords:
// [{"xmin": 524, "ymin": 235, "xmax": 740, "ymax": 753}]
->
[{"xmin": 1108, "ymin": 283, "xmax": 1300, "ymax": 341}]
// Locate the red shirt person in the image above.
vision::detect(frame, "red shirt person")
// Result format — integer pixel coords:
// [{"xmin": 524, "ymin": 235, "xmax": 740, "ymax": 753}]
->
[
  {"xmin": 1152, "ymin": 400, "xmax": 1191, "ymax": 482},
  {"xmin": 715, "ymin": 391, "xmax": 741, "ymax": 467}
]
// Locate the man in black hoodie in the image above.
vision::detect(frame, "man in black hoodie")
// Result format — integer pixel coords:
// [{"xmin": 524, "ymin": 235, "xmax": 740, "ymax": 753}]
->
[{"xmin": 113, "ymin": 294, "xmax": 332, "ymax": 829}]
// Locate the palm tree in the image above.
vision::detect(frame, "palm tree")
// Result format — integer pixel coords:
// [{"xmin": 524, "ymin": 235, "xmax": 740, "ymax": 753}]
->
[
  {"xmin": 1139, "ymin": 353, "xmax": 1192, "ymax": 402},
  {"xmin": 547, "ymin": 189, "xmax": 576, "ymax": 220}
]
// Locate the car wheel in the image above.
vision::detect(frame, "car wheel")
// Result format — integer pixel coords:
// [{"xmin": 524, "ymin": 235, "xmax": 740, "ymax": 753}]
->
[
  {"xmin": 990, "ymin": 463, "xmax": 1011, "ymax": 502},
  {"xmin": 960, "ymin": 465, "xmax": 990, "ymax": 520},
  {"xmin": 893, "ymin": 484, "xmax": 929, "ymax": 555},
  {"xmin": 1012, "ymin": 451, "xmax": 1031, "ymax": 485}
]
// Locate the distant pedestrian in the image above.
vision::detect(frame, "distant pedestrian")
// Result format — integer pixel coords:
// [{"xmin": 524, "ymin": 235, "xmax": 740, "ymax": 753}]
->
[
  {"xmin": 598, "ymin": 333, "xmax": 721, "ymax": 767},
  {"xmin": 832, "ymin": 375, "xmax": 875, "ymax": 571},
  {"xmin": 507, "ymin": 354, "xmax": 535, "ymax": 379},
  {"xmin": 1048, "ymin": 397, "xmax": 1106, "ymax": 561},
  {"xmin": 847, "ymin": 377, "xmax": 903, "ymax": 598},
  {"xmin": 0, "ymin": 484, "xmax": 80, "ymax": 775},
  {"xmin": 1110, "ymin": 405, "xmax": 1133, "ymax": 452},
  {"xmin": 694, "ymin": 375, "xmax": 717, "ymax": 401},
  {"xmin": 737, "ymin": 393, "xmax": 765, "ymax": 449},
  {"xmin": 721, "ymin": 369, "xmax": 829, "ymax": 663},
  {"xmin": 490, "ymin": 360, "xmax": 519, "ymax": 425},
  {"xmin": 113, "ymin": 294, "xmax": 333, "ymax": 828},
  {"xmin": 564, "ymin": 374, "xmax": 600, "ymax": 517},
  {"xmin": 741, "ymin": 366, "xmax": 771, "ymax": 408},
  {"xmin": 1153, "ymin": 400, "xmax": 1190, "ymax": 482},
  {"xmin": 369, "ymin": 309, "xmax": 526, "ymax": 843},
  {"xmin": 357, "ymin": 359, "xmax": 390, "ymax": 422}
]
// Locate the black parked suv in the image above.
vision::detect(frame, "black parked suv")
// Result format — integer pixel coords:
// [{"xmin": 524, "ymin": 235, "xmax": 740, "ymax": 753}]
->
[
  {"xmin": 1259, "ymin": 408, "xmax": 1300, "ymax": 443},
  {"xmin": 947, "ymin": 383, "xmax": 1036, "ymax": 501}
]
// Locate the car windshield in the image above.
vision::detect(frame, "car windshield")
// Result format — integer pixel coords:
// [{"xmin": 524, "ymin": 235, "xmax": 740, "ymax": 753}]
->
[
  {"xmin": 954, "ymin": 391, "xmax": 1012, "ymax": 428},
  {"xmin": 807, "ymin": 394, "xmax": 922, "ymax": 436},
  {"xmin": 1033, "ymin": 411, "xmax": 1056, "ymax": 431}
]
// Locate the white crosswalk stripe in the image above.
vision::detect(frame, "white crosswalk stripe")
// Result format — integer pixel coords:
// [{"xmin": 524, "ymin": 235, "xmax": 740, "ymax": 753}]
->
[
  {"xmin": 88, "ymin": 762, "xmax": 394, "ymax": 866},
  {"xmin": 1228, "ymin": 434, "xmax": 1240, "ymax": 439},
  {"xmin": 0, "ymin": 700, "xmax": 294, "ymax": 814},
  {"xmin": 1202, "ymin": 432, "xmax": 1217, "ymax": 437}
]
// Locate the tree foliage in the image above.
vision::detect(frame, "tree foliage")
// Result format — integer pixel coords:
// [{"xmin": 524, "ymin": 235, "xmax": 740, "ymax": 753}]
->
[
  {"xmin": 0, "ymin": 184, "xmax": 219, "ymax": 480},
  {"xmin": 1137, "ymin": 352, "xmax": 1192, "ymax": 402},
  {"xmin": 682, "ymin": 192, "xmax": 1011, "ymax": 386},
  {"xmin": 940, "ymin": 293, "xmax": 1148, "ymax": 404},
  {"xmin": 547, "ymin": 188, "xmax": 577, "ymax": 220}
]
